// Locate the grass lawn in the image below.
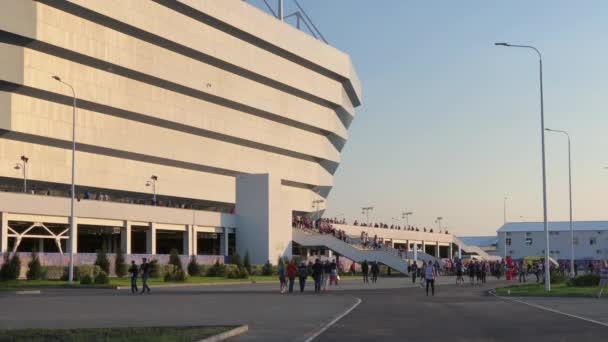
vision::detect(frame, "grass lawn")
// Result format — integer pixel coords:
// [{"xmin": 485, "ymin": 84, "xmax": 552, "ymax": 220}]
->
[
  {"xmin": 0, "ymin": 326, "xmax": 233, "ymax": 342},
  {"xmin": 0, "ymin": 275, "xmax": 278, "ymax": 291},
  {"xmin": 495, "ymin": 282, "xmax": 602, "ymax": 297}
]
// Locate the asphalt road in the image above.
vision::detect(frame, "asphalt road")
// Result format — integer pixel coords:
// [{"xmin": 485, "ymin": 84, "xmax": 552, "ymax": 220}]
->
[
  {"xmin": 317, "ymin": 282, "xmax": 608, "ymax": 342},
  {"xmin": 1, "ymin": 277, "xmax": 607, "ymax": 341}
]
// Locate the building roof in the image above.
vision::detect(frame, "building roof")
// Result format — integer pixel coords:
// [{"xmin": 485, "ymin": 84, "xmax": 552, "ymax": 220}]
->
[
  {"xmin": 459, "ymin": 236, "xmax": 497, "ymax": 247},
  {"xmin": 497, "ymin": 221, "xmax": 608, "ymax": 233}
]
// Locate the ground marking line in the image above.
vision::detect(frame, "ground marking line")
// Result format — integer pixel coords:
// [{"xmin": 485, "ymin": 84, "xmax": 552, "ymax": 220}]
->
[
  {"xmin": 303, "ymin": 297, "xmax": 362, "ymax": 342},
  {"xmin": 489, "ymin": 290, "xmax": 608, "ymax": 328}
]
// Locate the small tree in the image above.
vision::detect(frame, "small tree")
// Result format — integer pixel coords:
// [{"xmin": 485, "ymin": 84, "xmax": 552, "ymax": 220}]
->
[
  {"xmin": 261, "ymin": 260, "xmax": 274, "ymax": 276},
  {"xmin": 187, "ymin": 255, "xmax": 200, "ymax": 276},
  {"xmin": 1, "ymin": 253, "xmax": 21, "ymax": 281},
  {"xmin": 95, "ymin": 249, "xmax": 110, "ymax": 274},
  {"xmin": 26, "ymin": 251, "xmax": 44, "ymax": 280},
  {"xmin": 232, "ymin": 254, "xmax": 243, "ymax": 269},
  {"xmin": 243, "ymin": 252, "xmax": 252, "ymax": 275},
  {"xmin": 115, "ymin": 248, "xmax": 127, "ymax": 278},
  {"xmin": 169, "ymin": 248, "xmax": 182, "ymax": 271}
]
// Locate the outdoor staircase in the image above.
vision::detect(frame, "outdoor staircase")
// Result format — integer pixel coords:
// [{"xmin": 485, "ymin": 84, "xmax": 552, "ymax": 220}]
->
[
  {"xmin": 292, "ymin": 228, "xmax": 411, "ymax": 274},
  {"xmin": 452, "ymin": 236, "xmax": 492, "ymax": 259}
]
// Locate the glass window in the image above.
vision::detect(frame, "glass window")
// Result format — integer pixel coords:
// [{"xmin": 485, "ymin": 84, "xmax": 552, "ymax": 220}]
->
[
  {"xmin": 590, "ymin": 238, "xmax": 597, "ymax": 246},
  {"xmin": 526, "ymin": 232, "xmax": 532, "ymax": 236},
  {"xmin": 525, "ymin": 238, "xmax": 533, "ymax": 245},
  {"xmin": 506, "ymin": 238, "xmax": 512, "ymax": 246}
]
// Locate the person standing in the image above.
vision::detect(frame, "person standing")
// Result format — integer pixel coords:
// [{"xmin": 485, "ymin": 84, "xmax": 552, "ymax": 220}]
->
[
  {"xmin": 329, "ymin": 259, "xmax": 338, "ymax": 287},
  {"xmin": 312, "ymin": 259, "xmax": 323, "ymax": 293},
  {"xmin": 287, "ymin": 259, "xmax": 297, "ymax": 293},
  {"xmin": 139, "ymin": 258, "xmax": 151, "ymax": 295},
  {"xmin": 518, "ymin": 261, "xmax": 527, "ymax": 283},
  {"xmin": 322, "ymin": 260, "xmax": 331, "ymax": 291},
  {"xmin": 278, "ymin": 260, "xmax": 287, "ymax": 294},
  {"xmin": 456, "ymin": 261, "xmax": 463, "ymax": 285},
  {"xmin": 598, "ymin": 261, "xmax": 608, "ymax": 298},
  {"xmin": 128, "ymin": 260, "xmax": 139, "ymax": 294},
  {"xmin": 361, "ymin": 260, "xmax": 369, "ymax": 284},
  {"xmin": 468, "ymin": 261, "xmax": 475, "ymax": 285},
  {"xmin": 349, "ymin": 261, "xmax": 356, "ymax": 276},
  {"xmin": 297, "ymin": 261, "xmax": 308, "ymax": 293},
  {"xmin": 411, "ymin": 262, "xmax": 418, "ymax": 284},
  {"xmin": 423, "ymin": 260, "xmax": 437, "ymax": 296},
  {"xmin": 371, "ymin": 261, "xmax": 380, "ymax": 284}
]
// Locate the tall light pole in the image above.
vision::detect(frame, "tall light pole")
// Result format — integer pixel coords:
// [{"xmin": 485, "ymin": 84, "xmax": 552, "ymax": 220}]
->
[
  {"xmin": 402, "ymin": 211, "xmax": 413, "ymax": 227},
  {"xmin": 52, "ymin": 75, "xmax": 76, "ymax": 285},
  {"xmin": 546, "ymin": 128, "xmax": 574, "ymax": 277},
  {"xmin": 14, "ymin": 155, "xmax": 29, "ymax": 193},
  {"xmin": 146, "ymin": 175, "xmax": 158, "ymax": 205},
  {"xmin": 503, "ymin": 196, "xmax": 509, "ymax": 224},
  {"xmin": 495, "ymin": 42, "xmax": 550, "ymax": 291},
  {"xmin": 435, "ymin": 216, "xmax": 443, "ymax": 230},
  {"xmin": 362, "ymin": 207, "xmax": 374, "ymax": 224}
]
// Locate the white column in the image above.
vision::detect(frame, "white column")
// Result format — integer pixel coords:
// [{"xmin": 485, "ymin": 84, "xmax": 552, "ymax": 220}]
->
[
  {"xmin": 121, "ymin": 221, "xmax": 132, "ymax": 254},
  {"xmin": 421, "ymin": 241, "xmax": 426, "ymax": 254},
  {"xmin": 1, "ymin": 212, "xmax": 9, "ymax": 253},
  {"xmin": 146, "ymin": 223, "xmax": 156, "ymax": 254},
  {"xmin": 435, "ymin": 242, "xmax": 440, "ymax": 258},
  {"xmin": 458, "ymin": 245, "xmax": 462, "ymax": 259},
  {"xmin": 70, "ymin": 217, "xmax": 78, "ymax": 254},
  {"xmin": 191, "ymin": 226, "xmax": 198, "ymax": 256},
  {"xmin": 413, "ymin": 243, "xmax": 418, "ymax": 262},
  {"xmin": 183, "ymin": 225, "xmax": 191, "ymax": 256},
  {"xmin": 449, "ymin": 244, "xmax": 453, "ymax": 260},
  {"xmin": 328, "ymin": 250, "xmax": 333, "ymax": 258},
  {"xmin": 223, "ymin": 227, "xmax": 230, "ymax": 257}
]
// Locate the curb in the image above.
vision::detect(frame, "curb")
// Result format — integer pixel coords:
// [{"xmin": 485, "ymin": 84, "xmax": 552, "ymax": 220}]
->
[
  {"xmin": 15, "ymin": 290, "xmax": 41, "ymax": 295},
  {"xmin": 197, "ymin": 325, "xmax": 248, "ymax": 342},
  {"xmin": 115, "ymin": 281, "xmax": 275, "ymax": 290}
]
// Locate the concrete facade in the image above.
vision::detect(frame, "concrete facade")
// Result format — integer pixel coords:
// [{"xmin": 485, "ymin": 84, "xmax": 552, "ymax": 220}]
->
[{"xmin": 0, "ymin": 0, "xmax": 361, "ymax": 264}]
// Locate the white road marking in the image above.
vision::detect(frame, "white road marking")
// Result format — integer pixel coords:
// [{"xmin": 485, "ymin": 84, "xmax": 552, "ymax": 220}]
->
[
  {"xmin": 303, "ymin": 297, "xmax": 362, "ymax": 342},
  {"xmin": 490, "ymin": 290, "xmax": 608, "ymax": 328}
]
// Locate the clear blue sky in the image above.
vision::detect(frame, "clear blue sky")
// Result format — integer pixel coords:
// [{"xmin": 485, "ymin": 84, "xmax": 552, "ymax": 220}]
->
[{"xmin": 251, "ymin": 1, "xmax": 608, "ymax": 235}]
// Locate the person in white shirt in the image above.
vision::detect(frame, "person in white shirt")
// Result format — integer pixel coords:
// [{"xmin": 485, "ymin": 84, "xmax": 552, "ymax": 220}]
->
[{"xmin": 423, "ymin": 260, "xmax": 438, "ymax": 296}]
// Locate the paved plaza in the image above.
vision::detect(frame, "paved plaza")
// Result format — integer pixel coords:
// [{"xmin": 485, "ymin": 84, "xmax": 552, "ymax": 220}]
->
[{"xmin": 1, "ymin": 277, "xmax": 607, "ymax": 341}]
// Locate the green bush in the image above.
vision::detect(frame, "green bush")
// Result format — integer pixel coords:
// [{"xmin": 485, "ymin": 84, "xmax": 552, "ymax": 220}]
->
[
  {"xmin": 45, "ymin": 266, "xmax": 65, "ymax": 280},
  {"xmin": 250, "ymin": 265, "xmax": 264, "ymax": 276},
  {"xmin": 550, "ymin": 271, "xmax": 568, "ymax": 284},
  {"xmin": 243, "ymin": 252, "xmax": 252, "ymax": 275},
  {"xmin": 26, "ymin": 251, "xmax": 45, "ymax": 280},
  {"xmin": 115, "ymin": 249, "xmax": 127, "ymax": 278},
  {"xmin": 232, "ymin": 254, "xmax": 243, "ymax": 269},
  {"xmin": 568, "ymin": 274, "xmax": 600, "ymax": 287},
  {"xmin": 61, "ymin": 266, "xmax": 81, "ymax": 281},
  {"xmin": 261, "ymin": 260, "xmax": 275, "ymax": 276},
  {"xmin": 80, "ymin": 274, "xmax": 93, "ymax": 285},
  {"xmin": 187, "ymin": 256, "xmax": 200, "ymax": 276},
  {"xmin": 1, "ymin": 253, "xmax": 21, "ymax": 281},
  {"xmin": 94, "ymin": 250, "xmax": 110, "ymax": 274},
  {"xmin": 94, "ymin": 271, "xmax": 110, "ymax": 284},
  {"xmin": 198, "ymin": 264, "xmax": 210, "ymax": 276},
  {"xmin": 164, "ymin": 266, "xmax": 187, "ymax": 282},
  {"xmin": 149, "ymin": 259, "xmax": 160, "ymax": 278},
  {"xmin": 206, "ymin": 259, "xmax": 226, "ymax": 277},
  {"xmin": 169, "ymin": 249, "xmax": 183, "ymax": 271}
]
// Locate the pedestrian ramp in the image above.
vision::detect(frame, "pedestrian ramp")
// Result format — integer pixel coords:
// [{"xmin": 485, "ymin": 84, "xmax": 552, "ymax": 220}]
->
[{"xmin": 292, "ymin": 228, "xmax": 410, "ymax": 274}]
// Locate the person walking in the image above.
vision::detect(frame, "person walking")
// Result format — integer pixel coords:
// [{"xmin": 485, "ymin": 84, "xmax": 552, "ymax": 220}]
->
[
  {"xmin": 278, "ymin": 260, "xmax": 287, "ymax": 294},
  {"xmin": 411, "ymin": 261, "xmax": 418, "ymax": 284},
  {"xmin": 468, "ymin": 261, "xmax": 475, "ymax": 285},
  {"xmin": 322, "ymin": 260, "xmax": 331, "ymax": 291},
  {"xmin": 329, "ymin": 259, "xmax": 338, "ymax": 287},
  {"xmin": 361, "ymin": 260, "xmax": 369, "ymax": 284},
  {"xmin": 423, "ymin": 260, "xmax": 437, "ymax": 296},
  {"xmin": 456, "ymin": 261, "xmax": 463, "ymax": 285},
  {"xmin": 349, "ymin": 261, "xmax": 356, "ymax": 276},
  {"xmin": 518, "ymin": 261, "xmax": 527, "ymax": 283},
  {"xmin": 139, "ymin": 258, "xmax": 151, "ymax": 295},
  {"xmin": 298, "ymin": 261, "xmax": 308, "ymax": 293},
  {"xmin": 371, "ymin": 261, "xmax": 380, "ymax": 284},
  {"xmin": 312, "ymin": 259, "xmax": 323, "ymax": 293},
  {"xmin": 128, "ymin": 260, "xmax": 139, "ymax": 294},
  {"xmin": 287, "ymin": 259, "xmax": 297, "ymax": 293},
  {"xmin": 598, "ymin": 260, "xmax": 608, "ymax": 299}
]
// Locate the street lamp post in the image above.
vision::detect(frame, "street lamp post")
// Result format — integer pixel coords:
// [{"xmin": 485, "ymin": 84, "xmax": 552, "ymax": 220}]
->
[
  {"xmin": 435, "ymin": 217, "xmax": 443, "ymax": 231},
  {"xmin": 14, "ymin": 155, "xmax": 29, "ymax": 193},
  {"xmin": 52, "ymin": 75, "xmax": 76, "ymax": 285},
  {"xmin": 146, "ymin": 175, "xmax": 158, "ymax": 205},
  {"xmin": 362, "ymin": 207, "xmax": 374, "ymax": 224},
  {"xmin": 503, "ymin": 196, "xmax": 508, "ymax": 224},
  {"xmin": 402, "ymin": 211, "xmax": 413, "ymax": 228},
  {"xmin": 546, "ymin": 128, "xmax": 574, "ymax": 277},
  {"xmin": 495, "ymin": 42, "xmax": 550, "ymax": 291}
]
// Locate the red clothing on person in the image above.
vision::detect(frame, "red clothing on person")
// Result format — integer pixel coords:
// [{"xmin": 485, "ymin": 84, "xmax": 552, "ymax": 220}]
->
[{"xmin": 287, "ymin": 263, "xmax": 297, "ymax": 278}]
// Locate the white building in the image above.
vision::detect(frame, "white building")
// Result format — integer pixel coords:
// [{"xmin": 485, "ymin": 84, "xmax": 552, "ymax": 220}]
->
[
  {"xmin": 0, "ymin": 0, "xmax": 361, "ymax": 265},
  {"xmin": 497, "ymin": 221, "xmax": 608, "ymax": 261}
]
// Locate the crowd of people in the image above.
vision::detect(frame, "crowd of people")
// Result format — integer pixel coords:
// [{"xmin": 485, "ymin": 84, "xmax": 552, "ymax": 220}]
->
[
  {"xmin": 277, "ymin": 258, "xmax": 341, "ymax": 294},
  {"xmin": 352, "ymin": 221, "xmax": 450, "ymax": 234},
  {"xmin": 292, "ymin": 216, "xmax": 351, "ymax": 243}
]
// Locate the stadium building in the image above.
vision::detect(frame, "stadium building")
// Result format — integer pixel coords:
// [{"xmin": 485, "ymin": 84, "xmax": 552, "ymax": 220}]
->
[{"xmin": 0, "ymin": 0, "xmax": 361, "ymax": 265}]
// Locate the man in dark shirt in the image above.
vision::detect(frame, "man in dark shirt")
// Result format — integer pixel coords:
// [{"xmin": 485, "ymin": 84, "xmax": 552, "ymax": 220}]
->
[
  {"xmin": 361, "ymin": 260, "xmax": 369, "ymax": 284},
  {"xmin": 371, "ymin": 261, "xmax": 380, "ymax": 283},
  {"xmin": 139, "ymin": 258, "xmax": 151, "ymax": 295},
  {"xmin": 128, "ymin": 260, "xmax": 139, "ymax": 294},
  {"xmin": 312, "ymin": 259, "xmax": 323, "ymax": 293}
]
